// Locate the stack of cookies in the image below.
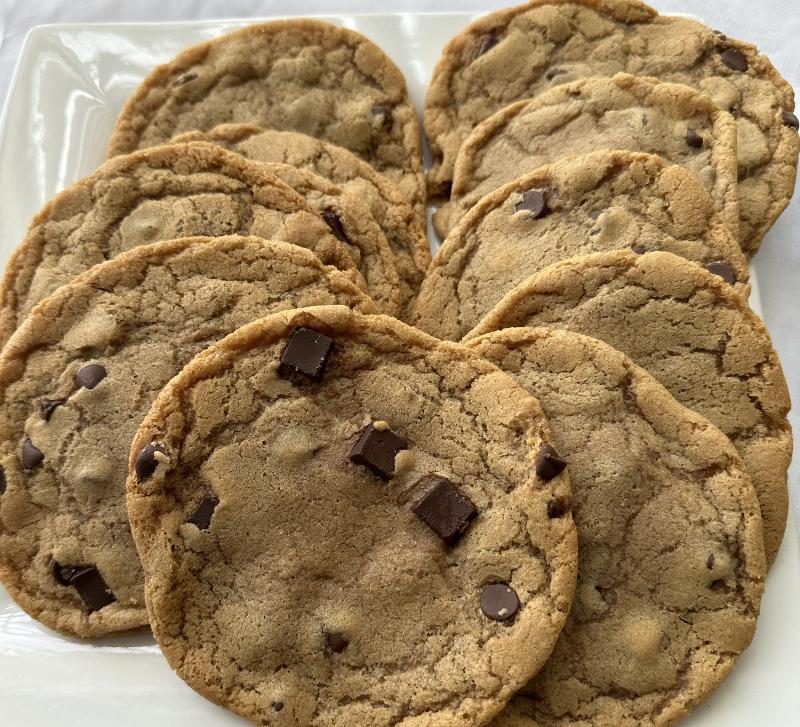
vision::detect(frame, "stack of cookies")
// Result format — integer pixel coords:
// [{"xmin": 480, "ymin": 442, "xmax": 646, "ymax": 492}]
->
[{"xmin": 0, "ymin": 3, "xmax": 795, "ymax": 726}]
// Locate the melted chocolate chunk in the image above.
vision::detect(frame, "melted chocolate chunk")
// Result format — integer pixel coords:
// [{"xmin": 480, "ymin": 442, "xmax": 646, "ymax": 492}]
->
[
  {"xmin": 51, "ymin": 560, "xmax": 78, "ymax": 586},
  {"xmin": 21, "ymin": 437, "xmax": 44, "ymax": 469},
  {"xmin": 782, "ymin": 111, "xmax": 800, "ymax": 130},
  {"xmin": 186, "ymin": 493, "xmax": 220, "ymax": 530},
  {"xmin": 40, "ymin": 398, "xmax": 66, "ymax": 421},
  {"xmin": 70, "ymin": 566, "xmax": 116, "ymax": 612},
  {"xmin": 536, "ymin": 443, "xmax": 566, "ymax": 481},
  {"xmin": 478, "ymin": 34, "xmax": 500, "ymax": 56},
  {"xmin": 720, "ymin": 48, "xmax": 748, "ymax": 72},
  {"xmin": 0, "ymin": 465, "xmax": 5, "ymax": 496},
  {"xmin": 273, "ymin": 703, "xmax": 285, "ymax": 712},
  {"xmin": 371, "ymin": 105, "xmax": 393, "ymax": 131},
  {"xmin": 685, "ymin": 128, "xmax": 704, "ymax": 148},
  {"xmin": 278, "ymin": 327, "xmax": 334, "ymax": 383},
  {"xmin": 348, "ymin": 423, "xmax": 407, "ymax": 481},
  {"xmin": 411, "ymin": 476, "xmax": 478, "ymax": 543},
  {"xmin": 135, "ymin": 444, "xmax": 167, "ymax": 481},
  {"xmin": 325, "ymin": 631, "xmax": 350, "ymax": 653},
  {"xmin": 321, "ymin": 210, "xmax": 349, "ymax": 244},
  {"xmin": 514, "ymin": 189, "xmax": 548, "ymax": 218},
  {"xmin": 705, "ymin": 261, "xmax": 737, "ymax": 285},
  {"xmin": 546, "ymin": 498, "xmax": 570, "ymax": 518},
  {"xmin": 75, "ymin": 363, "xmax": 107, "ymax": 390},
  {"xmin": 480, "ymin": 583, "xmax": 520, "ymax": 621},
  {"xmin": 545, "ymin": 67, "xmax": 567, "ymax": 81}
]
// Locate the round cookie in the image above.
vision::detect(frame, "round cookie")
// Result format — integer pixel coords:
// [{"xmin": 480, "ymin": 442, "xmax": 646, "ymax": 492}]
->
[
  {"xmin": 107, "ymin": 20, "xmax": 426, "ymax": 222},
  {"xmin": 0, "ymin": 142, "xmax": 365, "ymax": 347},
  {"xmin": 466, "ymin": 250, "xmax": 792, "ymax": 567},
  {"xmin": 466, "ymin": 327, "xmax": 765, "ymax": 727},
  {"xmin": 126, "ymin": 306, "xmax": 578, "ymax": 726},
  {"xmin": 415, "ymin": 150, "xmax": 749, "ymax": 341},
  {"xmin": 424, "ymin": 0, "xmax": 799, "ymax": 253},
  {"xmin": 173, "ymin": 124, "xmax": 431, "ymax": 313},
  {"xmin": 446, "ymin": 74, "xmax": 740, "ymax": 241},
  {"xmin": 0, "ymin": 236, "xmax": 374, "ymax": 638}
]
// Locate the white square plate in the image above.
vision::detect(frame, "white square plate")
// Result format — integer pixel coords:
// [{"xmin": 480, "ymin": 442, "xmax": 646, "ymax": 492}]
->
[{"xmin": 0, "ymin": 12, "xmax": 797, "ymax": 727}]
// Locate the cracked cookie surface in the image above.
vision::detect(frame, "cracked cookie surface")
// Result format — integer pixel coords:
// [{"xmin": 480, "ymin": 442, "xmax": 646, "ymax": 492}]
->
[
  {"xmin": 467, "ymin": 327, "xmax": 765, "ymax": 727},
  {"xmin": 0, "ymin": 237, "xmax": 373, "ymax": 638},
  {"xmin": 415, "ymin": 150, "xmax": 749, "ymax": 341},
  {"xmin": 126, "ymin": 306, "xmax": 578, "ymax": 727},
  {"xmin": 447, "ymin": 74, "xmax": 740, "ymax": 241},
  {"xmin": 173, "ymin": 124, "xmax": 431, "ymax": 318},
  {"xmin": 107, "ymin": 20, "xmax": 426, "ymax": 221},
  {"xmin": 424, "ymin": 0, "xmax": 799, "ymax": 253},
  {"xmin": 0, "ymin": 141, "xmax": 363, "ymax": 346},
  {"xmin": 466, "ymin": 250, "xmax": 791, "ymax": 567}
]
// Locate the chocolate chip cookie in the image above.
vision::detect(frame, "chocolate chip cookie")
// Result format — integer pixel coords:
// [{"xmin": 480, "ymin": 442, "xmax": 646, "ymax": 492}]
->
[
  {"xmin": 0, "ymin": 141, "xmax": 363, "ymax": 346},
  {"xmin": 466, "ymin": 250, "xmax": 792, "ymax": 567},
  {"xmin": 0, "ymin": 236, "xmax": 374, "ymax": 638},
  {"xmin": 446, "ymin": 74, "xmax": 740, "ymax": 242},
  {"xmin": 126, "ymin": 305, "xmax": 578, "ymax": 726},
  {"xmin": 173, "ymin": 124, "xmax": 431, "ymax": 317},
  {"xmin": 107, "ymin": 20, "xmax": 426, "ymax": 222},
  {"xmin": 425, "ymin": 0, "xmax": 799, "ymax": 254},
  {"xmin": 415, "ymin": 150, "xmax": 749, "ymax": 341},
  {"xmin": 467, "ymin": 327, "xmax": 765, "ymax": 727}
]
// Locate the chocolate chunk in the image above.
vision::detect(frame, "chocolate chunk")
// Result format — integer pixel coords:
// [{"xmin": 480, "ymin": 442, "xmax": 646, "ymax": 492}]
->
[
  {"xmin": 630, "ymin": 244, "xmax": 647, "ymax": 255},
  {"xmin": 545, "ymin": 67, "xmax": 567, "ymax": 81},
  {"xmin": 720, "ymin": 48, "xmax": 748, "ymax": 72},
  {"xmin": 278, "ymin": 327, "xmax": 334, "ymax": 383},
  {"xmin": 135, "ymin": 443, "xmax": 167, "ymax": 481},
  {"xmin": 480, "ymin": 583, "xmax": 520, "ymax": 621},
  {"xmin": 325, "ymin": 631, "xmax": 349, "ymax": 653},
  {"xmin": 371, "ymin": 105, "xmax": 393, "ymax": 131},
  {"xmin": 515, "ymin": 189, "xmax": 547, "ymax": 218},
  {"xmin": 321, "ymin": 210, "xmax": 349, "ymax": 244},
  {"xmin": 186, "ymin": 493, "xmax": 220, "ymax": 530},
  {"xmin": 51, "ymin": 560, "xmax": 79, "ymax": 586},
  {"xmin": 685, "ymin": 128, "xmax": 704, "ymax": 148},
  {"xmin": 705, "ymin": 261, "xmax": 737, "ymax": 285},
  {"xmin": 75, "ymin": 363, "xmax": 107, "ymax": 390},
  {"xmin": 782, "ymin": 111, "xmax": 800, "ymax": 130},
  {"xmin": 706, "ymin": 553, "xmax": 716, "ymax": 570},
  {"xmin": 40, "ymin": 398, "xmax": 66, "ymax": 421},
  {"xmin": 273, "ymin": 703, "xmax": 285, "ymax": 712},
  {"xmin": 70, "ymin": 566, "xmax": 116, "ymax": 612},
  {"xmin": 174, "ymin": 71, "xmax": 198, "ymax": 86},
  {"xmin": 536, "ymin": 443, "xmax": 566, "ymax": 481},
  {"xmin": 478, "ymin": 34, "xmax": 500, "ymax": 56},
  {"xmin": 21, "ymin": 437, "xmax": 44, "ymax": 469},
  {"xmin": 348, "ymin": 422, "xmax": 407, "ymax": 481},
  {"xmin": 546, "ymin": 498, "xmax": 570, "ymax": 518},
  {"xmin": 0, "ymin": 465, "xmax": 5, "ymax": 495},
  {"xmin": 411, "ymin": 475, "xmax": 478, "ymax": 543}
]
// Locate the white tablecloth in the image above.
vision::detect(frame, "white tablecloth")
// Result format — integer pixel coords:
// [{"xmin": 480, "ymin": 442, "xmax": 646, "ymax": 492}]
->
[{"xmin": 1, "ymin": 0, "xmax": 799, "ymax": 548}]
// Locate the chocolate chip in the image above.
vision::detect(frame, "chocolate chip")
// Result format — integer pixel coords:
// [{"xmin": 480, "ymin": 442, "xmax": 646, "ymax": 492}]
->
[
  {"xmin": 348, "ymin": 422, "xmax": 407, "ymax": 481},
  {"xmin": 685, "ymin": 128, "xmax": 704, "ymax": 148},
  {"xmin": 546, "ymin": 498, "xmax": 570, "ymax": 518},
  {"xmin": 278, "ymin": 327, "xmax": 334, "ymax": 383},
  {"xmin": 478, "ymin": 34, "xmax": 500, "ymax": 56},
  {"xmin": 782, "ymin": 111, "xmax": 800, "ymax": 130},
  {"xmin": 40, "ymin": 398, "xmax": 66, "ymax": 422},
  {"xmin": 186, "ymin": 493, "xmax": 219, "ymax": 530},
  {"xmin": 75, "ymin": 364, "xmax": 106, "ymax": 390},
  {"xmin": 630, "ymin": 244, "xmax": 647, "ymax": 255},
  {"xmin": 0, "ymin": 466, "xmax": 5, "ymax": 495},
  {"xmin": 705, "ymin": 261, "xmax": 737, "ymax": 285},
  {"xmin": 135, "ymin": 444, "xmax": 167, "ymax": 481},
  {"xmin": 706, "ymin": 553, "xmax": 716, "ymax": 570},
  {"xmin": 480, "ymin": 583, "xmax": 520, "ymax": 621},
  {"xmin": 545, "ymin": 67, "xmax": 567, "ymax": 81},
  {"xmin": 536, "ymin": 443, "xmax": 566, "ymax": 481},
  {"xmin": 51, "ymin": 559, "xmax": 78, "ymax": 586},
  {"xmin": 69, "ymin": 566, "xmax": 115, "ymax": 612},
  {"xmin": 21, "ymin": 437, "xmax": 44, "ymax": 469},
  {"xmin": 325, "ymin": 631, "xmax": 349, "ymax": 653},
  {"xmin": 321, "ymin": 210, "xmax": 349, "ymax": 244},
  {"xmin": 411, "ymin": 475, "xmax": 478, "ymax": 543},
  {"xmin": 174, "ymin": 71, "xmax": 198, "ymax": 86},
  {"xmin": 515, "ymin": 189, "xmax": 547, "ymax": 218},
  {"xmin": 371, "ymin": 106, "xmax": 393, "ymax": 131},
  {"xmin": 720, "ymin": 48, "xmax": 748, "ymax": 72},
  {"xmin": 273, "ymin": 703, "xmax": 285, "ymax": 712}
]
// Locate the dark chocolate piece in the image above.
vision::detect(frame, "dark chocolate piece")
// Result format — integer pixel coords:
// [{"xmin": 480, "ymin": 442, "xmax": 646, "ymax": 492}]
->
[
  {"xmin": 325, "ymin": 631, "xmax": 349, "ymax": 653},
  {"xmin": 411, "ymin": 475, "xmax": 477, "ymax": 543},
  {"xmin": 782, "ymin": 111, "xmax": 799, "ymax": 130},
  {"xmin": 514, "ymin": 189, "xmax": 547, "ymax": 218},
  {"xmin": 536, "ymin": 443, "xmax": 566, "ymax": 481},
  {"xmin": 22, "ymin": 437, "xmax": 44, "ymax": 469},
  {"xmin": 348, "ymin": 423, "xmax": 407, "ymax": 481},
  {"xmin": 135, "ymin": 444, "xmax": 167, "ymax": 481},
  {"xmin": 278, "ymin": 327, "xmax": 334, "ymax": 383},
  {"xmin": 321, "ymin": 211, "xmax": 349, "ymax": 244},
  {"xmin": 705, "ymin": 261, "xmax": 737, "ymax": 285},
  {"xmin": 75, "ymin": 364, "xmax": 107, "ymax": 390},
  {"xmin": 685, "ymin": 128, "xmax": 704, "ymax": 148},
  {"xmin": 720, "ymin": 48, "xmax": 748, "ymax": 72},
  {"xmin": 186, "ymin": 493, "xmax": 220, "ymax": 530},
  {"xmin": 480, "ymin": 583, "xmax": 520, "ymax": 621},
  {"xmin": 40, "ymin": 398, "xmax": 66, "ymax": 421}
]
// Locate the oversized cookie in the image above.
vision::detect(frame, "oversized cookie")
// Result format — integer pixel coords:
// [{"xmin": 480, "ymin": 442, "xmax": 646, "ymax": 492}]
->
[
  {"xmin": 466, "ymin": 250, "xmax": 791, "ymax": 566},
  {"xmin": 425, "ymin": 0, "xmax": 799, "ymax": 253},
  {"xmin": 107, "ymin": 20, "xmax": 426, "ymax": 221},
  {"xmin": 0, "ymin": 236, "xmax": 374, "ymax": 638},
  {"xmin": 0, "ymin": 141, "xmax": 363, "ymax": 346},
  {"xmin": 415, "ymin": 150, "xmax": 749, "ymax": 341},
  {"xmin": 126, "ymin": 306, "xmax": 578, "ymax": 726},
  {"xmin": 173, "ymin": 125, "xmax": 431, "ymax": 314},
  {"xmin": 467, "ymin": 327, "xmax": 765, "ymax": 727},
  {"xmin": 446, "ymin": 74, "xmax": 740, "ymax": 240}
]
